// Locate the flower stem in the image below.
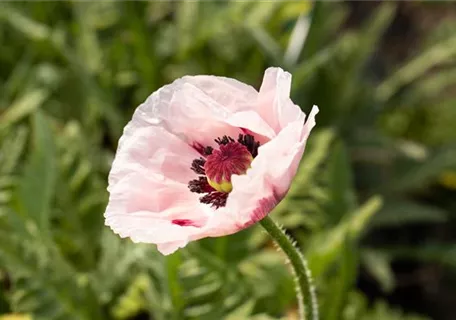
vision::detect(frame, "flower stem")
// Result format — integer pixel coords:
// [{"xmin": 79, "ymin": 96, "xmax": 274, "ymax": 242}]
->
[{"xmin": 259, "ymin": 216, "xmax": 318, "ymax": 320}]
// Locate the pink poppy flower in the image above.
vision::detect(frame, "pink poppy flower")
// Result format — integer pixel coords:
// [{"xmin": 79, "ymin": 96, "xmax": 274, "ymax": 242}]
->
[{"xmin": 105, "ymin": 67, "xmax": 318, "ymax": 255}]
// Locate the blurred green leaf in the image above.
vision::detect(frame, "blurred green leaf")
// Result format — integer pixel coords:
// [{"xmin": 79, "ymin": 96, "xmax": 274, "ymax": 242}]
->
[
  {"xmin": 382, "ymin": 244, "xmax": 456, "ymax": 269},
  {"xmin": 0, "ymin": 89, "xmax": 49, "ymax": 131},
  {"xmin": 323, "ymin": 238, "xmax": 358, "ymax": 320},
  {"xmin": 246, "ymin": 25, "xmax": 283, "ymax": 66},
  {"xmin": 12, "ymin": 111, "xmax": 56, "ymax": 235},
  {"xmin": 0, "ymin": 3, "xmax": 51, "ymax": 41},
  {"xmin": 111, "ymin": 273, "xmax": 149, "ymax": 320},
  {"xmin": 325, "ymin": 139, "xmax": 356, "ymax": 222},
  {"xmin": 390, "ymin": 147, "xmax": 456, "ymax": 192},
  {"xmin": 361, "ymin": 249, "xmax": 395, "ymax": 293},
  {"xmin": 360, "ymin": 301, "xmax": 430, "ymax": 320},
  {"xmin": 0, "ymin": 126, "xmax": 28, "ymax": 176},
  {"xmin": 72, "ymin": 3, "xmax": 103, "ymax": 75},
  {"xmin": 224, "ymin": 300, "xmax": 255, "ymax": 320},
  {"xmin": 371, "ymin": 200, "xmax": 447, "ymax": 228},
  {"xmin": 378, "ymin": 33, "xmax": 456, "ymax": 101},
  {"xmin": 307, "ymin": 196, "xmax": 383, "ymax": 278},
  {"xmin": 284, "ymin": 13, "xmax": 312, "ymax": 67},
  {"xmin": 166, "ymin": 252, "xmax": 184, "ymax": 319}
]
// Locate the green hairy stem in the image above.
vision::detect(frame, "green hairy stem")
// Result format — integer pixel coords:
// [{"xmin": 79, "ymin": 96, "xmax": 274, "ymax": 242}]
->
[{"xmin": 259, "ymin": 216, "xmax": 319, "ymax": 320}]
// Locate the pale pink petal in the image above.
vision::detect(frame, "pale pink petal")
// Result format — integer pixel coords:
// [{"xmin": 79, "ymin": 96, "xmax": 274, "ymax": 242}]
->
[
  {"xmin": 184, "ymin": 75, "xmax": 277, "ymax": 140},
  {"xmin": 109, "ymin": 124, "xmax": 198, "ymax": 186},
  {"xmin": 106, "ymin": 174, "xmax": 211, "ymax": 252},
  {"xmin": 157, "ymin": 240, "xmax": 189, "ymax": 255},
  {"xmin": 225, "ymin": 111, "xmax": 276, "ymax": 144},
  {"xmin": 136, "ymin": 77, "xmax": 275, "ymax": 147},
  {"xmin": 108, "ymin": 215, "xmax": 196, "ymax": 244},
  {"xmin": 182, "ymin": 75, "xmax": 258, "ymax": 111},
  {"xmin": 228, "ymin": 105, "xmax": 319, "ymax": 226},
  {"xmin": 257, "ymin": 67, "xmax": 304, "ymax": 134},
  {"xmin": 106, "ymin": 164, "xmax": 209, "ymax": 246},
  {"xmin": 108, "ymin": 173, "xmax": 195, "ymax": 214}
]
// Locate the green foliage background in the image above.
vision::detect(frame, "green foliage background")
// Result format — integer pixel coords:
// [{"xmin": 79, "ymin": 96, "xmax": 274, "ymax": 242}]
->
[{"xmin": 1, "ymin": 1, "xmax": 455, "ymax": 320}]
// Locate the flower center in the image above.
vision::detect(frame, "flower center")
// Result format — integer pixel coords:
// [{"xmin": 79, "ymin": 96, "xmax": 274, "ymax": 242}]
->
[
  {"xmin": 204, "ymin": 142, "xmax": 252, "ymax": 192},
  {"xmin": 188, "ymin": 134, "xmax": 260, "ymax": 208}
]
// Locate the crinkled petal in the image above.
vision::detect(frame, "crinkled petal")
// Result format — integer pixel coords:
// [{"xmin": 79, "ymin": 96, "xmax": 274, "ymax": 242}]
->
[
  {"xmin": 182, "ymin": 75, "xmax": 258, "ymax": 111},
  {"xmin": 228, "ymin": 105, "xmax": 319, "ymax": 226},
  {"xmin": 105, "ymin": 172, "xmax": 210, "ymax": 251},
  {"xmin": 108, "ymin": 215, "xmax": 197, "ymax": 244},
  {"xmin": 257, "ymin": 67, "xmax": 305, "ymax": 134},
  {"xmin": 107, "ymin": 173, "xmax": 197, "ymax": 216},
  {"xmin": 109, "ymin": 125, "xmax": 198, "ymax": 186},
  {"xmin": 136, "ymin": 76, "xmax": 275, "ymax": 147}
]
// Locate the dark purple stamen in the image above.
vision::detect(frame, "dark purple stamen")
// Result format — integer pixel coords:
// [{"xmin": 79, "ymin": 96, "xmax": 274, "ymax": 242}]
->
[
  {"xmin": 188, "ymin": 177, "xmax": 214, "ymax": 193},
  {"xmin": 191, "ymin": 157, "xmax": 206, "ymax": 175},
  {"xmin": 203, "ymin": 146, "xmax": 213, "ymax": 155},
  {"xmin": 215, "ymin": 135, "xmax": 235, "ymax": 145},
  {"xmin": 200, "ymin": 192, "xmax": 229, "ymax": 209},
  {"xmin": 193, "ymin": 143, "xmax": 214, "ymax": 156},
  {"xmin": 238, "ymin": 134, "xmax": 260, "ymax": 158}
]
